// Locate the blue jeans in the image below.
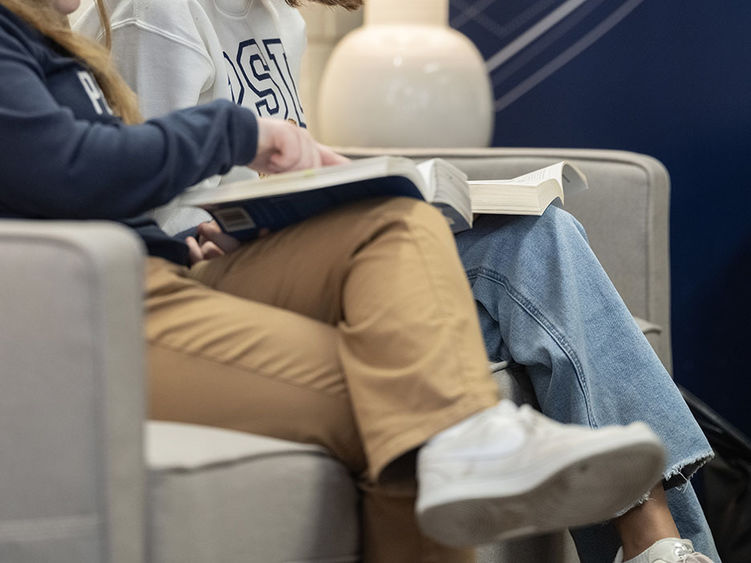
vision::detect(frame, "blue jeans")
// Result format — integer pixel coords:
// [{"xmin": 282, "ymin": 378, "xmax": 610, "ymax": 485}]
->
[{"xmin": 454, "ymin": 207, "xmax": 719, "ymax": 562}]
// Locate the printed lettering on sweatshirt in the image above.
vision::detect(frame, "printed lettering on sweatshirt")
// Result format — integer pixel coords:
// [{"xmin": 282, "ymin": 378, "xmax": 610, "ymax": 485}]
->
[
  {"xmin": 223, "ymin": 38, "xmax": 306, "ymax": 128},
  {"xmin": 77, "ymin": 71, "xmax": 113, "ymax": 116}
]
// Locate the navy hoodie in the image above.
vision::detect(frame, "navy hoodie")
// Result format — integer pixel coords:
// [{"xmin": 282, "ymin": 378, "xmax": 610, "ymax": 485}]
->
[{"xmin": 0, "ymin": 6, "xmax": 259, "ymax": 264}]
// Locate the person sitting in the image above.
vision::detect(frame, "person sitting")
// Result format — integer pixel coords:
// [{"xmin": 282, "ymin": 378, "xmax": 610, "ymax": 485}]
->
[
  {"xmin": 0, "ymin": 1, "xmax": 669, "ymax": 562},
  {"xmin": 73, "ymin": 0, "xmax": 718, "ymax": 561}
]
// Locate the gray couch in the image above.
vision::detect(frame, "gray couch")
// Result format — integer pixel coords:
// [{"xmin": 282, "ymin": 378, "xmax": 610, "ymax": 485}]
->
[{"xmin": 0, "ymin": 148, "xmax": 671, "ymax": 563}]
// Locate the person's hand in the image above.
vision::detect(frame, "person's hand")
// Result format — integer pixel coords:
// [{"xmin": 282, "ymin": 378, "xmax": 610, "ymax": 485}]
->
[
  {"xmin": 185, "ymin": 221, "xmax": 241, "ymax": 265},
  {"xmin": 250, "ymin": 117, "xmax": 349, "ymax": 174}
]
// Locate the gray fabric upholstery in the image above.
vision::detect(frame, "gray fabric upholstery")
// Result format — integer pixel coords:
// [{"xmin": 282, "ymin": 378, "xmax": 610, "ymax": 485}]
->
[
  {"xmin": 0, "ymin": 148, "xmax": 672, "ymax": 563},
  {"xmin": 145, "ymin": 422, "xmax": 360, "ymax": 563},
  {"xmin": 0, "ymin": 221, "xmax": 145, "ymax": 563}
]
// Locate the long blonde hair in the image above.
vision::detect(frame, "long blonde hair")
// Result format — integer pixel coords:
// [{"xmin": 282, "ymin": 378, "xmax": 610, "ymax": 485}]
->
[
  {"xmin": 0, "ymin": 0, "xmax": 141, "ymax": 123},
  {"xmin": 0, "ymin": 0, "xmax": 362, "ymax": 122}
]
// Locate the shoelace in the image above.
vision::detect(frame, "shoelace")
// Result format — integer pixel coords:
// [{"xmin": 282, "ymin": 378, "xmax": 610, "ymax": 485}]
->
[
  {"xmin": 616, "ymin": 541, "xmax": 711, "ymax": 563},
  {"xmin": 673, "ymin": 542, "xmax": 698, "ymax": 562}
]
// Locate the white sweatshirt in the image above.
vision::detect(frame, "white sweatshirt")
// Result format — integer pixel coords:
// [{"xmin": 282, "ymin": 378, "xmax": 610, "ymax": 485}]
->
[{"xmin": 75, "ymin": 0, "xmax": 308, "ymax": 233}]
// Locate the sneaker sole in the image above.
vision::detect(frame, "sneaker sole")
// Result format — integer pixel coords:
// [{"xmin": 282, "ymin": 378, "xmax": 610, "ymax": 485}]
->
[{"xmin": 416, "ymin": 423, "xmax": 665, "ymax": 547}]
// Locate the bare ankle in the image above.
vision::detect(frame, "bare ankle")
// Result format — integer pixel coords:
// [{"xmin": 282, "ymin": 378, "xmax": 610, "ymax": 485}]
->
[{"xmin": 614, "ymin": 484, "xmax": 680, "ymax": 560}]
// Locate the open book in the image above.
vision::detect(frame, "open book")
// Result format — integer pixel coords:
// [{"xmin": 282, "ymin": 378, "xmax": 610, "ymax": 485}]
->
[
  {"xmin": 177, "ymin": 156, "xmax": 471, "ymax": 240},
  {"xmin": 176, "ymin": 156, "xmax": 587, "ymax": 240},
  {"xmin": 469, "ymin": 161, "xmax": 587, "ymax": 215}
]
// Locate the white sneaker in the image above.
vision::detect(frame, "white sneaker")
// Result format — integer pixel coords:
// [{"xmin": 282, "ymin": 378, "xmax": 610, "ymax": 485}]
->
[
  {"xmin": 415, "ymin": 400, "xmax": 666, "ymax": 547},
  {"xmin": 614, "ymin": 538, "xmax": 715, "ymax": 563}
]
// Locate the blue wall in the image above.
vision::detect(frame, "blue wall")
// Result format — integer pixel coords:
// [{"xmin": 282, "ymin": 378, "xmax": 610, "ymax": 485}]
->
[{"xmin": 451, "ymin": 0, "xmax": 751, "ymax": 434}]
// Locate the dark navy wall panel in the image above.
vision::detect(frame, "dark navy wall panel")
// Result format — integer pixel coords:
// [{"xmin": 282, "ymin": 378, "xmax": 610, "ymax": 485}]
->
[{"xmin": 451, "ymin": 0, "xmax": 751, "ymax": 433}]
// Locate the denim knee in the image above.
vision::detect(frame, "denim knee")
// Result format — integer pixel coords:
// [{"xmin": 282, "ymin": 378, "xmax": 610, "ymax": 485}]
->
[
  {"xmin": 508, "ymin": 205, "xmax": 589, "ymax": 246},
  {"xmin": 457, "ymin": 205, "xmax": 588, "ymax": 272},
  {"xmin": 542, "ymin": 205, "xmax": 588, "ymax": 239}
]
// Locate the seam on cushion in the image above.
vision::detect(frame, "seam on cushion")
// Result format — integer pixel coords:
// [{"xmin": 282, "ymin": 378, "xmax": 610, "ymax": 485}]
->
[
  {"xmin": 0, "ymin": 514, "xmax": 99, "ymax": 542},
  {"xmin": 149, "ymin": 448, "xmax": 334, "ymax": 475}
]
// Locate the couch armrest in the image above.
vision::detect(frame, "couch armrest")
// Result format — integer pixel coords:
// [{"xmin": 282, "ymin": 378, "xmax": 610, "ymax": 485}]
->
[
  {"xmin": 0, "ymin": 221, "xmax": 146, "ymax": 563},
  {"xmin": 339, "ymin": 147, "xmax": 672, "ymax": 373}
]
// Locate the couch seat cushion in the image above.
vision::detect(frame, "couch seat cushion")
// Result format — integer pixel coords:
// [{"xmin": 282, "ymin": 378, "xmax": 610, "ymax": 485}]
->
[{"xmin": 144, "ymin": 421, "xmax": 360, "ymax": 563}]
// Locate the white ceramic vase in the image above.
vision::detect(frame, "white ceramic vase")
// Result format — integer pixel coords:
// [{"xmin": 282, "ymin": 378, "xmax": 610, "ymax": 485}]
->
[{"xmin": 317, "ymin": 0, "xmax": 494, "ymax": 147}]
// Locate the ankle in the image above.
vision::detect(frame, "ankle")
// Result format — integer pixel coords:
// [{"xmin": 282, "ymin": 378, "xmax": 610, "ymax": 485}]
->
[
  {"xmin": 620, "ymin": 526, "xmax": 682, "ymax": 560},
  {"xmin": 614, "ymin": 485, "xmax": 680, "ymax": 560}
]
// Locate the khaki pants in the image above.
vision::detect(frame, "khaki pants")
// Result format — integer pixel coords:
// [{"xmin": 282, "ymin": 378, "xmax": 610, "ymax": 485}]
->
[{"xmin": 145, "ymin": 197, "xmax": 499, "ymax": 562}]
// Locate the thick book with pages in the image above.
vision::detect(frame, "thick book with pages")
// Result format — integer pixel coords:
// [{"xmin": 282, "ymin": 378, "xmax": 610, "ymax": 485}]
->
[
  {"xmin": 468, "ymin": 161, "xmax": 587, "ymax": 215},
  {"xmin": 175, "ymin": 156, "xmax": 587, "ymax": 241}
]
